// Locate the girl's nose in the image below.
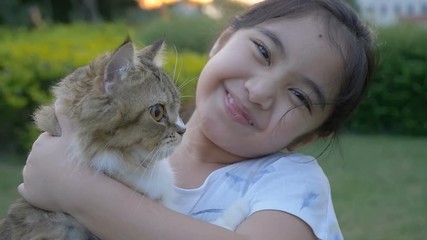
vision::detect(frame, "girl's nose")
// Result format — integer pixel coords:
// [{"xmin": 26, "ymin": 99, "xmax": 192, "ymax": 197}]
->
[{"xmin": 244, "ymin": 78, "xmax": 275, "ymax": 110}]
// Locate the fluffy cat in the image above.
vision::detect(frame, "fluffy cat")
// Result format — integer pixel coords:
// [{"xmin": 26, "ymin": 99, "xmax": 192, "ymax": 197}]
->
[
  {"xmin": 0, "ymin": 39, "xmax": 185, "ymax": 240},
  {"xmin": 0, "ymin": 38, "xmax": 249, "ymax": 239}
]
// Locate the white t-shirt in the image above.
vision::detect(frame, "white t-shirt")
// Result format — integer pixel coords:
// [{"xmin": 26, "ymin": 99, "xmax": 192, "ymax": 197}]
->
[{"xmin": 172, "ymin": 152, "xmax": 344, "ymax": 240}]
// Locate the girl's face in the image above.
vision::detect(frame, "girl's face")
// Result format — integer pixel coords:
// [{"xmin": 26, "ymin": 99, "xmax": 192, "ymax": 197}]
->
[{"xmin": 195, "ymin": 15, "xmax": 343, "ymax": 159}]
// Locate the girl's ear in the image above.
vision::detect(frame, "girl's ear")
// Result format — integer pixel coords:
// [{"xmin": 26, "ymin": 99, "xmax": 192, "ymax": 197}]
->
[
  {"xmin": 209, "ymin": 28, "xmax": 235, "ymax": 58},
  {"xmin": 286, "ymin": 133, "xmax": 319, "ymax": 152}
]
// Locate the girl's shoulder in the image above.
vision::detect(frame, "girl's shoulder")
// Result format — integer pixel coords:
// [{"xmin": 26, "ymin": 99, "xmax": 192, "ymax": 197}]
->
[
  {"xmin": 239, "ymin": 152, "xmax": 342, "ymax": 240},
  {"xmin": 224, "ymin": 152, "xmax": 328, "ymax": 184},
  {"xmin": 174, "ymin": 152, "xmax": 343, "ymax": 240}
]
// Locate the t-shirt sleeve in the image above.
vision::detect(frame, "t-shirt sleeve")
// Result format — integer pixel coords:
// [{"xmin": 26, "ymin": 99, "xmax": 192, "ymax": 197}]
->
[{"xmin": 245, "ymin": 155, "xmax": 341, "ymax": 240}]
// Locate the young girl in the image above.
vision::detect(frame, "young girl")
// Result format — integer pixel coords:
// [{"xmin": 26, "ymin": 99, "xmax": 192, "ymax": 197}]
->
[{"xmin": 19, "ymin": 0, "xmax": 376, "ymax": 239}]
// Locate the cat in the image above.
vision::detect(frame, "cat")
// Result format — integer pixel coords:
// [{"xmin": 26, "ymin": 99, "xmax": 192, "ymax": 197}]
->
[
  {"xmin": 0, "ymin": 38, "xmax": 186, "ymax": 240},
  {"xmin": 0, "ymin": 38, "xmax": 250, "ymax": 239}
]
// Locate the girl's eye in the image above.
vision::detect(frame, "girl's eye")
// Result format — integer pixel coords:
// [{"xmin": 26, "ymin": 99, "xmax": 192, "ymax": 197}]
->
[
  {"xmin": 253, "ymin": 41, "xmax": 271, "ymax": 65},
  {"xmin": 149, "ymin": 104, "xmax": 166, "ymax": 122},
  {"xmin": 289, "ymin": 88, "xmax": 313, "ymax": 113}
]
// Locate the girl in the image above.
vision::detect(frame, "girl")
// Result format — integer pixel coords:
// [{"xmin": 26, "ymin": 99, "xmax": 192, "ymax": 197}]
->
[{"xmin": 19, "ymin": 0, "xmax": 376, "ymax": 239}]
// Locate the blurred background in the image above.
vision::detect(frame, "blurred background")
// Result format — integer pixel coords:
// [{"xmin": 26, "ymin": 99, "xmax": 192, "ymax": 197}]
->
[{"xmin": 0, "ymin": 0, "xmax": 426, "ymax": 239}]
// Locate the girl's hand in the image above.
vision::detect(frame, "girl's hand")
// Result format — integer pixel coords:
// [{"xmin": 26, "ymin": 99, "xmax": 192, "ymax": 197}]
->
[{"xmin": 18, "ymin": 102, "xmax": 93, "ymax": 212}]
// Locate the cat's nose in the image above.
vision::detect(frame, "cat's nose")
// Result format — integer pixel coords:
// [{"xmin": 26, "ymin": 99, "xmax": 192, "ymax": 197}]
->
[
  {"xmin": 175, "ymin": 117, "xmax": 186, "ymax": 135},
  {"xmin": 177, "ymin": 127, "xmax": 186, "ymax": 135}
]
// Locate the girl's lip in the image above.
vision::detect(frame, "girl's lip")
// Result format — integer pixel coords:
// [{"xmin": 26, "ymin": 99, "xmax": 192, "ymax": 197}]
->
[{"xmin": 224, "ymin": 89, "xmax": 255, "ymax": 127}]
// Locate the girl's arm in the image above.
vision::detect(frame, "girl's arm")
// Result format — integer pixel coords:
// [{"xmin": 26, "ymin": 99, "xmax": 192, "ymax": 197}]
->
[
  {"xmin": 21, "ymin": 152, "xmax": 315, "ymax": 240},
  {"xmin": 19, "ymin": 112, "xmax": 316, "ymax": 240}
]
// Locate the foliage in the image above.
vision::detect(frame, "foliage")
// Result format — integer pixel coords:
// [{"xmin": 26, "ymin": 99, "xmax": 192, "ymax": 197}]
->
[
  {"xmin": 0, "ymin": 0, "xmax": 32, "ymax": 26},
  {"xmin": 348, "ymin": 25, "xmax": 427, "ymax": 135},
  {"xmin": 138, "ymin": 14, "xmax": 223, "ymax": 54},
  {"xmin": 0, "ymin": 23, "xmax": 205, "ymax": 153},
  {"xmin": 0, "ymin": 0, "xmax": 139, "ymax": 26}
]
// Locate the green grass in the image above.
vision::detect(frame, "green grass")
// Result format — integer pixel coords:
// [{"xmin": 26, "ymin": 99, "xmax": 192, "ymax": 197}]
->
[
  {"xmin": 0, "ymin": 155, "xmax": 23, "ymax": 218},
  {"xmin": 302, "ymin": 134, "xmax": 427, "ymax": 240},
  {"xmin": 1, "ymin": 135, "xmax": 426, "ymax": 239}
]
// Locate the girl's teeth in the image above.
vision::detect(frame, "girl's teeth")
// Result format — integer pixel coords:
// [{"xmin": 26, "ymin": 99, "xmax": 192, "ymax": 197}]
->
[
  {"xmin": 227, "ymin": 92, "xmax": 254, "ymax": 126},
  {"xmin": 228, "ymin": 93, "xmax": 234, "ymax": 104}
]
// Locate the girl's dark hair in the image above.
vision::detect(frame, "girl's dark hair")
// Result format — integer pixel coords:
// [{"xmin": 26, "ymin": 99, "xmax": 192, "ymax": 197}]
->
[{"xmin": 230, "ymin": 0, "xmax": 377, "ymax": 138}]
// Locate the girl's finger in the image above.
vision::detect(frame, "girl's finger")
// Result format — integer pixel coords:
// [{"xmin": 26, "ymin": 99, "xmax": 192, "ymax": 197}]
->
[{"xmin": 17, "ymin": 183, "xmax": 26, "ymax": 198}]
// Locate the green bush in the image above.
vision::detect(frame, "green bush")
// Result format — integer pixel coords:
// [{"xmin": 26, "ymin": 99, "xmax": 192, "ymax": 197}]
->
[
  {"xmin": 163, "ymin": 50, "xmax": 206, "ymax": 102},
  {"xmin": 137, "ymin": 14, "xmax": 222, "ymax": 54},
  {"xmin": 0, "ymin": 23, "xmax": 205, "ymax": 154},
  {"xmin": 348, "ymin": 25, "xmax": 427, "ymax": 135},
  {"xmin": 0, "ymin": 23, "xmax": 129, "ymax": 153}
]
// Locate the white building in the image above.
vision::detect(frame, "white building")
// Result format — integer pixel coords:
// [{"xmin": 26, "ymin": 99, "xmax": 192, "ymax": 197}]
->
[{"xmin": 356, "ymin": 0, "xmax": 427, "ymax": 25}]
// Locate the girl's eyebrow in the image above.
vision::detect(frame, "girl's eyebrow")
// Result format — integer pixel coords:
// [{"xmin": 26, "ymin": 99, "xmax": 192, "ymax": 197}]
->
[{"xmin": 256, "ymin": 27, "xmax": 285, "ymax": 55}]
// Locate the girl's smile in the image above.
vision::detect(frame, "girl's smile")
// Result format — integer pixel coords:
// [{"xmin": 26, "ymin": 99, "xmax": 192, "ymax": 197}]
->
[
  {"xmin": 192, "ymin": 15, "xmax": 343, "ymax": 159},
  {"xmin": 224, "ymin": 87, "xmax": 256, "ymax": 127}
]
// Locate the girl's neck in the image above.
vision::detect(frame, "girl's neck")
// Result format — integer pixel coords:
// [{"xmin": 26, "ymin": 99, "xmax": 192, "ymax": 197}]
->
[
  {"xmin": 168, "ymin": 112, "xmax": 244, "ymax": 189},
  {"xmin": 174, "ymin": 111, "xmax": 244, "ymax": 165}
]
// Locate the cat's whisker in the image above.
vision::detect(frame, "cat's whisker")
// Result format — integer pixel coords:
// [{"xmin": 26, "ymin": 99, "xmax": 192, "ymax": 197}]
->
[
  {"xmin": 173, "ymin": 52, "xmax": 185, "ymax": 87},
  {"xmin": 180, "ymin": 95, "xmax": 195, "ymax": 99},
  {"xmin": 146, "ymin": 157, "xmax": 159, "ymax": 187},
  {"xmin": 148, "ymin": 150, "xmax": 170, "ymax": 192},
  {"xmin": 176, "ymin": 63, "xmax": 184, "ymax": 86},
  {"xmin": 146, "ymin": 145, "xmax": 171, "ymax": 179},
  {"xmin": 135, "ymin": 147, "xmax": 163, "ymax": 192},
  {"xmin": 172, "ymin": 45, "xmax": 179, "ymax": 82},
  {"xmin": 141, "ymin": 146, "xmax": 160, "ymax": 167},
  {"xmin": 177, "ymin": 77, "xmax": 196, "ymax": 91}
]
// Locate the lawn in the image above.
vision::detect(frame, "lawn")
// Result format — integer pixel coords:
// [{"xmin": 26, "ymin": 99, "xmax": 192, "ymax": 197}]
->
[
  {"xmin": 0, "ymin": 134, "xmax": 426, "ymax": 239},
  {"xmin": 0, "ymin": 154, "xmax": 23, "ymax": 219},
  {"xmin": 302, "ymin": 134, "xmax": 427, "ymax": 240}
]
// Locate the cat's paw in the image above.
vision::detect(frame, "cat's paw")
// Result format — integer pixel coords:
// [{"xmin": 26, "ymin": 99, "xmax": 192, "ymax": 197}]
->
[
  {"xmin": 33, "ymin": 105, "xmax": 62, "ymax": 136},
  {"xmin": 211, "ymin": 198, "xmax": 250, "ymax": 231}
]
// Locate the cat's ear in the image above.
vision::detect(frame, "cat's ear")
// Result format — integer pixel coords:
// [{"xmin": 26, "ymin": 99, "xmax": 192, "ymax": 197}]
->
[
  {"xmin": 138, "ymin": 40, "xmax": 166, "ymax": 68},
  {"xmin": 103, "ymin": 39, "xmax": 135, "ymax": 95}
]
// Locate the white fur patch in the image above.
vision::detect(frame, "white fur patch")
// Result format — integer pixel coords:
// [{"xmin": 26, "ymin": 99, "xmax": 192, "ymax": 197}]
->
[
  {"xmin": 70, "ymin": 139, "xmax": 177, "ymax": 211},
  {"xmin": 91, "ymin": 151, "xmax": 124, "ymax": 174},
  {"xmin": 91, "ymin": 151, "xmax": 176, "ymax": 209}
]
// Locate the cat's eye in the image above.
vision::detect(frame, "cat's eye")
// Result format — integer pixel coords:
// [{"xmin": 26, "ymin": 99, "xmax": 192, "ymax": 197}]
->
[{"xmin": 149, "ymin": 104, "xmax": 166, "ymax": 122}]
